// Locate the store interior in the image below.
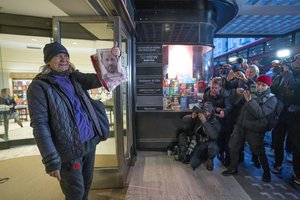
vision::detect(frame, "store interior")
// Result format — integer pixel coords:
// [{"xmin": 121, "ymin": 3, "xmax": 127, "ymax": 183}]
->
[{"xmin": 0, "ymin": 33, "xmax": 119, "ymax": 160}]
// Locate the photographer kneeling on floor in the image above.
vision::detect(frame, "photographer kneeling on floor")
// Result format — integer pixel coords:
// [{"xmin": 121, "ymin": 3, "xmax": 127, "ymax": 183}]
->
[{"xmin": 178, "ymin": 102, "xmax": 221, "ymax": 171}]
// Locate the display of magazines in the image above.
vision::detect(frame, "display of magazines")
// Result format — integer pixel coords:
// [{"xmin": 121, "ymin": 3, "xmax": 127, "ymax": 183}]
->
[{"xmin": 91, "ymin": 48, "xmax": 127, "ymax": 92}]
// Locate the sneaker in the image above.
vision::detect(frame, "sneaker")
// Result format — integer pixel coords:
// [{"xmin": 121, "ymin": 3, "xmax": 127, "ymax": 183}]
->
[
  {"xmin": 286, "ymin": 152, "xmax": 293, "ymax": 163},
  {"xmin": 268, "ymin": 149, "xmax": 275, "ymax": 157},
  {"xmin": 206, "ymin": 158, "xmax": 214, "ymax": 171},
  {"xmin": 271, "ymin": 165, "xmax": 282, "ymax": 174},
  {"xmin": 294, "ymin": 176, "xmax": 300, "ymax": 185}
]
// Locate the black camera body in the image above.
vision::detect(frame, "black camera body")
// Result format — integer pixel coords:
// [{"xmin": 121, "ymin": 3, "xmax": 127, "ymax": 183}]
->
[
  {"xmin": 218, "ymin": 65, "xmax": 230, "ymax": 75},
  {"xmin": 237, "ymin": 57, "xmax": 244, "ymax": 64},
  {"xmin": 192, "ymin": 106, "xmax": 206, "ymax": 114},
  {"xmin": 249, "ymin": 83, "xmax": 257, "ymax": 94}
]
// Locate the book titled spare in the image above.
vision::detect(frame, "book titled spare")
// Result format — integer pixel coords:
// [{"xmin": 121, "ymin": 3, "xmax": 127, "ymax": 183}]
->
[{"xmin": 91, "ymin": 48, "xmax": 127, "ymax": 92}]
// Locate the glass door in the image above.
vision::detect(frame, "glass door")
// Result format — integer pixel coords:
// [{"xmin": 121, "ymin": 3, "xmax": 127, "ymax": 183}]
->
[{"xmin": 52, "ymin": 16, "xmax": 134, "ymax": 188}]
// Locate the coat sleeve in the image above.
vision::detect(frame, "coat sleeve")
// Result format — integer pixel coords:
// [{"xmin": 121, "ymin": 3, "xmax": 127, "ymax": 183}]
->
[
  {"xmin": 27, "ymin": 81, "xmax": 61, "ymax": 173},
  {"xmin": 203, "ymin": 118, "xmax": 221, "ymax": 140},
  {"xmin": 246, "ymin": 96, "xmax": 277, "ymax": 119},
  {"xmin": 73, "ymin": 70, "xmax": 102, "ymax": 90},
  {"xmin": 283, "ymin": 70, "xmax": 300, "ymax": 92}
]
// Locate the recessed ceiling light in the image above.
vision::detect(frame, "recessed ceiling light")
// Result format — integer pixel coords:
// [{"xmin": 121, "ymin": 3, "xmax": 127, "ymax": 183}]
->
[
  {"xmin": 73, "ymin": 42, "xmax": 78, "ymax": 45},
  {"xmin": 31, "ymin": 38, "xmax": 37, "ymax": 41}
]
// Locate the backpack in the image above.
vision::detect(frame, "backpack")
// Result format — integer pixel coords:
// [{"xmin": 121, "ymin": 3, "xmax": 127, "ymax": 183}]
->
[
  {"xmin": 90, "ymin": 99, "xmax": 110, "ymax": 141},
  {"xmin": 262, "ymin": 93, "xmax": 284, "ymax": 131}
]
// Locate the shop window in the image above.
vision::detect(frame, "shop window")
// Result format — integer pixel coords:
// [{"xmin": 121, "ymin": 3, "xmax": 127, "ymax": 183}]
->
[{"xmin": 162, "ymin": 45, "xmax": 212, "ymax": 111}]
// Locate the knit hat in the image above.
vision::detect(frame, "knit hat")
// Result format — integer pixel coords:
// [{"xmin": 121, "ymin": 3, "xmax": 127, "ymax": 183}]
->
[
  {"xmin": 43, "ymin": 42, "xmax": 69, "ymax": 63},
  {"xmin": 256, "ymin": 74, "xmax": 272, "ymax": 86}
]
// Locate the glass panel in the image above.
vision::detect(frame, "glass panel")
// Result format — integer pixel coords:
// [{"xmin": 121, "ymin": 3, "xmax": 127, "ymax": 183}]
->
[
  {"xmin": 265, "ymin": 35, "xmax": 292, "ymax": 53},
  {"xmin": 248, "ymin": 44, "xmax": 264, "ymax": 58},
  {"xmin": 238, "ymin": 49, "xmax": 248, "ymax": 59},
  {"xmin": 0, "ymin": 34, "xmax": 50, "ymax": 142},
  {"xmin": 121, "ymin": 31, "xmax": 129, "ymax": 157},
  {"xmin": 162, "ymin": 45, "xmax": 213, "ymax": 110},
  {"xmin": 60, "ymin": 21, "xmax": 118, "ymax": 168}
]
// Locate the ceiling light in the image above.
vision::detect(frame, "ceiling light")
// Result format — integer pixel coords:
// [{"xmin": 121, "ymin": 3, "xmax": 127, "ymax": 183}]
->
[
  {"xmin": 72, "ymin": 42, "xmax": 78, "ymax": 45},
  {"xmin": 31, "ymin": 38, "xmax": 37, "ymax": 41},
  {"xmin": 276, "ymin": 49, "xmax": 290, "ymax": 58}
]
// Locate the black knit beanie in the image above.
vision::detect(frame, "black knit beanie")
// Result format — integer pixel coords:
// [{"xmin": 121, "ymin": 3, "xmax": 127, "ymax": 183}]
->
[{"xmin": 43, "ymin": 42, "xmax": 69, "ymax": 63}]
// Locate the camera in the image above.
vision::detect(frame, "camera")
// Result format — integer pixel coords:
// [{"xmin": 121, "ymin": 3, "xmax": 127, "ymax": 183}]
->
[
  {"xmin": 192, "ymin": 106, "xmax": 205, "ymax": 114},
  {"xmin": 218, "ymin": 65, "xmax": 230, "ymax": 75},
  {"xmin": 237, "ymin": 57, "xmax": 245, "ymax": 64}
]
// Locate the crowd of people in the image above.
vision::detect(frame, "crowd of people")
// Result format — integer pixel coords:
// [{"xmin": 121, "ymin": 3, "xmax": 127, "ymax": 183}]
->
[{"xmin": 176, "ymin": 54, "xmax": 300, "ymax": 185}]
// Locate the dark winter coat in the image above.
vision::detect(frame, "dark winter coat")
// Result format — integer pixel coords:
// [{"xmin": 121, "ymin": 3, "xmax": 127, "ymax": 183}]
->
[
  {"xmin": 203, "ymin": 88, "xmax": 232, "ymax": 118},
  {"xmin": 27, "ymin": 70, "xmax": 102, "ymax": 173},
  {"xmin": 183, "ymin": 114, "xmax": 221, "ymax": 142},
  {"xmin": 232, "ymin": 88, "xmax": 277, "ymax": 133},
  {"xmin": 282, "ymin": 69, "xmax": 300, "ymax": 106}
]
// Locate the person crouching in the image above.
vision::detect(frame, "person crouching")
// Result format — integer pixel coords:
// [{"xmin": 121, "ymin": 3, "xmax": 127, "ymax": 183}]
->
[{"xmin": 187, "ymin": 102, "xmax": 221, "ymax": 171}]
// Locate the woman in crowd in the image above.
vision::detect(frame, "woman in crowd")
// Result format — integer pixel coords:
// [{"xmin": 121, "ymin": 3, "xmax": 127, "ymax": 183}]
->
[
  {"xmin": 0, "ymin": 88, "xmax": 23, "ymax": 127},
  {"xmin": 222, "ymin": 75, "xmax": 277, "ymax": 182}
]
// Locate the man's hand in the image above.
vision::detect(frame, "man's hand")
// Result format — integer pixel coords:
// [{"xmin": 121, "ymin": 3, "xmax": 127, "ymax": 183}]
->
[
  {"xmin": 227, "ymin": 70, "xmax": 235, "ymax": 81},
  {"xmin": 283, "ymin": 64, "xmax": 289, "ymax": 72},
  {"xmin": 215, "ymin": 110, "xmax": 225, "ymax": 119},
  {"xmin": 198, "ymin": 113, "xmax": 207, "ymax": 123},
  {"xmin": 242, "ymin": 90, "xmax": 252, "ymax": 102},
  {"xmin": 236, "ymin": 71, "xmax": 247, "ymax": 82},
  {"xmin": 236, "ymin": 88, "xmax": 245, "ymax": 95},
  {"xmin": 191, "ymin": 112, "xmax": 198, "ymax": 119},
  {"xmin": 48, "ymin": 170, "xmax": 61, "ymax": 181},
  {"xmin": 111, "ymin": 41, "xmax": 121, "ymax": 58}
]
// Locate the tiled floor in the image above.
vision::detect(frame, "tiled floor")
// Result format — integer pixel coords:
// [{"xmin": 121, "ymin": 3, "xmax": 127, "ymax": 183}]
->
[{"xmin": 0, "ymin": 120, "xmax": 117, "ymax": 161}]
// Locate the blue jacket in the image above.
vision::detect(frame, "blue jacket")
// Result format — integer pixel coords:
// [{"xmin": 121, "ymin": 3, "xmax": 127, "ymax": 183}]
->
[{"xmin": 27, "ymin": 70, "xmax": 102, "ymax": 173}]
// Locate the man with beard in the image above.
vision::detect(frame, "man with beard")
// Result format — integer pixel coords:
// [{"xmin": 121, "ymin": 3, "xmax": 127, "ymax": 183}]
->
[
  {"xmin": 203, "ymin": 77, "xmax": 232, "ymax": 166},
  {"xmin": 100, "ymin": 49, "xmax": 125, "ymax": 91},
  {"xmin": 282, "ymin": 53, "xmax": 300, "ymax": 185}
]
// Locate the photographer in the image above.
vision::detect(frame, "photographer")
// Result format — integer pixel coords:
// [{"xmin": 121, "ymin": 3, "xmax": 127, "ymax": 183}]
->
[
  {"xmin": 222, "ymin": 75, "xmax": 277, "ymax": 183},
  {"xmin": 226, "ymin": 65, "xmax": 260, "ymax": 166},
  {"xmin": 224, "ymin": 66, "xmax": 246, "ymax": 91},
  {"xmin": 281, "ymin": 53, "xmax": 300, "ymax": 185},
  {"xmin": 181, "ymin": 102, "xmax": 221, "ymax": 171},
  {"xmin": 203, "ymin": 77, "xmax": 232, "ymax": 166},
  {"xmin": 269, "ymin": 59, "xmax": 292, "ymax": 174}
]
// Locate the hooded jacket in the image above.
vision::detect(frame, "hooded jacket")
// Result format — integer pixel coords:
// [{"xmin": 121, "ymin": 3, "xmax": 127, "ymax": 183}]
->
[{"xmin": 27, "ymin": 70, "xmax": 102, "ymax": 173}]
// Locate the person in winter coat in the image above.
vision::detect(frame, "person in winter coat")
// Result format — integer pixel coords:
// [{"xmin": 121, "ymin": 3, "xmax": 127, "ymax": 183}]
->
[
  {"xmin": 0, "ymin": 88, "xmax": 23, "ymax": 127},
  {"xmin": 203, "ymin": 77, "xmax": 232, "ymax": 166},
  {"xmin": 180, "ymin": 102, "xmax": 221, "ymax": 171},
  {"xmin": 281, "ymin": 53, "xmax": 300, "ymax": 185},
  {"xmin": 269, "ymin": 60, "xmax": 292, "ymax": 174},
  {"xmin": 222, "ymin": 75, "xmax": 277, "ymax": 182},
  {"xmin": 27, "ymin": 42, "xmax": 120, "ymax": 200}
]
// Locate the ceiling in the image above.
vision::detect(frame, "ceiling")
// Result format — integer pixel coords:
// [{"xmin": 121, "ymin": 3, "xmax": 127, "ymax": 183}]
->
[
  {"xmin": 0, "ymin": 0, "xmax": 300, "ymax": 43},
  {"xmin": 216, "ymin": 0, "xmax": 300, "ymax": 37},
  {"xmin": 133, "ymin": 0, "xmax": 300, "ymax": 43}
]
